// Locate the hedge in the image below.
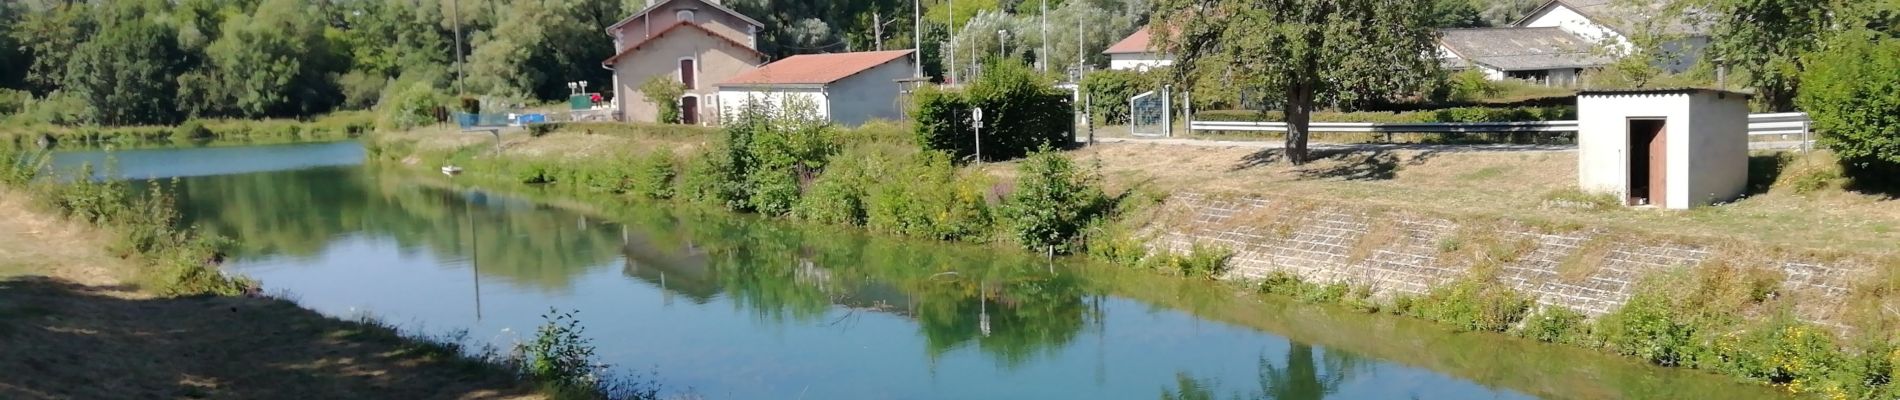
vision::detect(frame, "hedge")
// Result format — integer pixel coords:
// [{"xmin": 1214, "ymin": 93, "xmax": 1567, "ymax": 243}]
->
[{"xmin": 914, "ymin": 60, "xmax": 1073, "ymax": 162}]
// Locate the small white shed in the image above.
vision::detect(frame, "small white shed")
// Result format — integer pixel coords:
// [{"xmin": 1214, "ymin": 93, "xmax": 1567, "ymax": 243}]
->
[{"xmin": 1576, "ymin": 89, "xmax": 1750, "ymax": 209}]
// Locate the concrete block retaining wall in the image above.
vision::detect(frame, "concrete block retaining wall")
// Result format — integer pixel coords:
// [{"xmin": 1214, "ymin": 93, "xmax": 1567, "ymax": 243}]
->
[{"xmin": 1152, "ymin": 192, "xmax": 1866, "ymax": 323}]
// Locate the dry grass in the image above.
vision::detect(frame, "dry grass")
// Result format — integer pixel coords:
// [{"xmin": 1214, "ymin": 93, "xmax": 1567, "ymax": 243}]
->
[
  {"xmin": 1347, "ymin": 219, "xmax": 1401, "ymax": 265},
  {"xmin": 1558, "ymin": 235, "xmax": 1616, "ymax": 283},
  {"xmin": 1059, "ymin": 143, "xmax": 1900, "ymax": 256}
]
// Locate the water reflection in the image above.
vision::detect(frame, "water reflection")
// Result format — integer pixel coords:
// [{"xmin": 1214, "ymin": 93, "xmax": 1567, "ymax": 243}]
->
[{"xmin": 45, "ymin": 142, "xmax": 1793, "ymax": 399}]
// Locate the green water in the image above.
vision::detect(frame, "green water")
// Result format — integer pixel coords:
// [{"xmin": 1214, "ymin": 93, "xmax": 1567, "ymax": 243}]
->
[{"xmin": 51, "ymin": 141, "xmax": 1788, "ymax": 399}]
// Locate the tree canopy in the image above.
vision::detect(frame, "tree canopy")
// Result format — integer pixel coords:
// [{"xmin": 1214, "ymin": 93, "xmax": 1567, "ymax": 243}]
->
[{"xmin": 1151, "ymin": 0, "xmax": 1442, "ymax": 164}]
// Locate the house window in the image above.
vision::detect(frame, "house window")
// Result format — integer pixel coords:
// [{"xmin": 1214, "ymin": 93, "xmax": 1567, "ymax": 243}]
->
[
  {"xmin": 676, "ymin": 10, "xmax": 694, "ymax": 22},
  {"xmin": 679, "ymin": 58, "xmax": 697, "ymax": 90}
]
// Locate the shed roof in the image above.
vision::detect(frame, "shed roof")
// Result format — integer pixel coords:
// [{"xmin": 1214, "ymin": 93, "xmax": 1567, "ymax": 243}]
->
[
  {"xmin": 1437, "ymin": 27, "xmax": 1615, "ymax": 71},
  {"xmin": 1578, "ymin": 88, "xmax": 1751, "ymax": 98},
  {"xmin": 1103, "ymin": 27, "xmax": 1153, "ymax": 55},
  {"xmin": 720, "ymin": 50, "xmax": 914, "ymax": 87}
]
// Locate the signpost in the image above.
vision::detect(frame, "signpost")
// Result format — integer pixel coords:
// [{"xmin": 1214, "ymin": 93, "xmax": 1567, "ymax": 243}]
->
[{"xmin": 972, "ymin": 107, "xmax": 984, "ymax": 162}]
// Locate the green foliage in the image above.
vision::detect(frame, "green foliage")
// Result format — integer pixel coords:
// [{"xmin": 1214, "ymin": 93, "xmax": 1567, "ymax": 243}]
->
[
  {"xmin": 1596, "ymin": 286, "xmax": 1711, "ymax": 367},
  {"xmin": 523, "ymin": 308, "xmax": 603, "ymax": 394},
  {"xmin": 1079, "ymin": 69, "xmax": 1156, "ymax": 124},
  {"xmin": 1255, "ymin": 271, "xmax": 1351, "ymax": 304},
  {"xmin": 1426, "ymin": 0, "xmax": 1488, "ymax": 28},
  {"xmin": 1405, "ymin": 278, "xmax": 1532, "ymax": 332},
  {"xmin": 62, "ymin": 15, "xmax": 185, "ymax": 125},
  {"xmin": 738, "ymin": 104, "xmax": 836, "ymax": 217},
  {"xmin": 1000, "ymin": 148, "xmax": 1107, "ymax": 253},
  {"xmin": 864, "ymin": 151, "xmax": 994, "ymax": 241},
  {"xmin": 1799, "ymin": 30, "xmax": 1900, "ymax": 172},
  {"xmin": 1143, "ymin": 243, "xmax": 1233, "ymax": 279},
  {"xmin": 678, "ymin": 145, "xmax": 744, "ymax": 207},
  {"xmin": 0, "ymin": 146, "xmax": 47, "ymax": 186},
  {"xmin": 200, "ymin": 0, "xmax": 341, "ymax": 118},
  {"xmin": 377, "ymin": 81, "xmax": 443, "ymax": 130},
  {"xmin": 913, "ymin": 59, "xmax": 1074, "ymax": 162},
  {"xmin": 639, "ymin": 76, "xmax": 685, "ymax": 124},
  {"xmin": 1713, "ymin": 319, "xmax": 1845, "ymax": 392},
  {"xmin": 1445, "ymin": 70, "xmax": 1500, "ymax": 102},
  {"xmin": 1702, "ymin": 0, "xmax": 1833, "ymax": 111},
  {"xmin": 1517, "ymin": 307, "xmax": 1591, "ymax": 344},
  {"xmin": 794, "ymin": 145, "xmax": 881, "ymax": 226},
  {"xmin": 173, "ymin": 119, "xmax": 213, "ymax": 141},
  {"xmin": 630, "ymin": 150, "xmax": 677, "ymax": 200},
  {"xmin": 1155, "ymin": 0, "xmax": 1443, "ymax": 163}
]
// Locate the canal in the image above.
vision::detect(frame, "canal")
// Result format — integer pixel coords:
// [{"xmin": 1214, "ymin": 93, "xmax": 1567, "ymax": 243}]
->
[{"xmin": 53, "ymin": 140, "xmax": 1784, "ymax": 399}]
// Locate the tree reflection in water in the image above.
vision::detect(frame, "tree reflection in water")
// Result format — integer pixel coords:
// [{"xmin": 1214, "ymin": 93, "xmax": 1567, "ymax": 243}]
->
[{"xmin": 1162, "ymin": 344, "xmax": 1366, "ymax": 400}]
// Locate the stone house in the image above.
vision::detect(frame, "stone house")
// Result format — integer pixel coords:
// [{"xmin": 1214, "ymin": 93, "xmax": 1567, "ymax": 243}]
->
[{"xmin": 600, "ymin": 0, "xmax": 765, "ymax": 125}]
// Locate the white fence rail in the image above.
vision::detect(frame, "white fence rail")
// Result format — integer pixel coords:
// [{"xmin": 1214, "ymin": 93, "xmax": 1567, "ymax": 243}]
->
[{"xmin": 1188, "ymin": 112, "xmax": 1812, "ymax": 146}]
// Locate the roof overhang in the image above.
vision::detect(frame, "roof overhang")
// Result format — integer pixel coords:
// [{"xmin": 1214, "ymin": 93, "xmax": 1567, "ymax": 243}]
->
[{"xmin": 604, "ymin": 0, "xmax": 764, "ymax": 34}]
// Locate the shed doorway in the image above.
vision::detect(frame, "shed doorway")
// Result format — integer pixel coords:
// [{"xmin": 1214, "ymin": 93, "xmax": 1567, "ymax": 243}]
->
[{"xmin": 1627, "ymin": 118, "xmax": 1666, "ymax": 206}]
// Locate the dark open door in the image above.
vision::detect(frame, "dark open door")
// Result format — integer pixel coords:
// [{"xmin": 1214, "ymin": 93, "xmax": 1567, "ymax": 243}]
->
[
  {"xmin": 680, "ymin": 96, "xmax": 699, "ymax": 125},
  {"xmin": 1628, "ymin": 119, "xmax": 1666, "ymax": 206}
]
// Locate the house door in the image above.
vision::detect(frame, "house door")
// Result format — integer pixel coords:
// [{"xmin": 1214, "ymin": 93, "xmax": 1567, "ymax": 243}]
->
[
  {"xmin": 680, "ymin": 96, "xmax": 699, "ymax": 125},
  {"xmin": 1627, "ymin": 119, "xmax": 1667, "ymax": 206}
]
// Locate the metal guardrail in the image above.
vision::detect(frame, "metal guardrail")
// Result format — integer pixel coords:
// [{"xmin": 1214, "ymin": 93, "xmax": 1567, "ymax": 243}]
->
[{"xmin": 1189, "ymin": 112, "xmax": 1812, "ymax": 140}]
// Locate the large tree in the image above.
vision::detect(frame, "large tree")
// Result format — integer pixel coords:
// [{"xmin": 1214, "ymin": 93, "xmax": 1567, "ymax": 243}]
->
[
  {"xmin": 63, "ymin": 14, "xmax": 186, "ymax": 125},
  {"xmin": 205, "ymin": 0, "xmax": 342, "ymax": 117},
  {"xmin": 1798, "ymin": 29, "xmax": 1900, "ymax": 174},
  {"xmin": 1695, "ymin": 0, "xmax": 1832, "ymax": 111},
  {"xmin": 1151, "ymin": 0, "xmax": 1441, "ymax": 164}
]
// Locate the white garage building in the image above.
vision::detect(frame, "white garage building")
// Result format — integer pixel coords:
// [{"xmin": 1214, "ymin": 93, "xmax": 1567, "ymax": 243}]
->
[
  {"xmin": 1576, "ymin": 89, "xmax": 1750, "ymax": 209},
  {"xmin": 716, "ymin": 49, "xmax": 916, "ymax": 126}
]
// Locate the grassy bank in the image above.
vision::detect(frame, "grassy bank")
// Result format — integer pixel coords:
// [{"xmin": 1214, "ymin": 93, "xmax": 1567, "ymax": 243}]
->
[
  {"xmin": 0, "ymin": 111, "xmax": 375, "ymax": 147},
  {"xmin": 0, "ymin": 146, "xmax": 655, "ymax": 399},
  {"xmin": 369, "ymin": 119, "xmax": 1900, "ymax": 398}
]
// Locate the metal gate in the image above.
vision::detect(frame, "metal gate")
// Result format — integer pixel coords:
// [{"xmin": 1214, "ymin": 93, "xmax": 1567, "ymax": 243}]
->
[{"xmin": 1129, "ymin": 86, "xmax": 1172, "ymax": 137}]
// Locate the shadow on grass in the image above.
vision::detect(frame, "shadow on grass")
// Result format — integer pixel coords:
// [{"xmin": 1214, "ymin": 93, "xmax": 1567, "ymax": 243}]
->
[
  {"xmin": 1842, "ymin": 161, "xmax": 1900, "ymax": 198},
  {"xmin": 0, "ymin": 276, "xmax": 536, "ymax": 400},
  {"xmin": 1233, "ymin": 148, "xmax": 1451, "ymax": 181}
]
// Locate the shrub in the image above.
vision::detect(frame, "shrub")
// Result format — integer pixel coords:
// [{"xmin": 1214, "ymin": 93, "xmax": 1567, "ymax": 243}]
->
[
  {"xmin": 1407, "ymin": 278, "xmax": 1533, "ymax": 332},
  {"xmin": 1084, "ymin": 223, "xmax": 1148, "ymax": 266},
  {"xmin": 678, "ymin": 146, "xmax": 742, "ymax": 207},
  {"xmin": 1715, "ymin": 319, "xmax": 1844, "ymax": 391},
  {"xmin": 1446, "ymin": 70, "xmax": 1501, "ymax": 102},
  {"xmin": 913, "ymin": 59, "xmax": 1073, "ymax": 162},
  {"xmin": 1518, "ymin": 306, "xmax": 1591, "ymax": 344},
  {"xmin": 640, "ymin": 76, "xmax": 686, "ymax": 124},
  {"xmin": 377, "ymin": 81, "xmax": 442, "ymax": 130},
  {"xmin": 523, "ymin": 309, "xmax": 604, "ymax": 393},
  {"xmin": 1145, "ymin": 243, "xmax": 1233, "ymax": 279},
  {"xmin": 0, "ymin": 88, "xmax": 29, "ymax": 116},
  {"xmin": 1595, "ymin": 288, "xmax": 1708, "ymax": 367},
  {"xmin": 1799, "ymin": 30, "xmax": 1900, "ymax": 174},
  {"xmin": 794, "ymin": 145, "xmax": 882, "ymax": 226},
  {"xmin": 630, "ymin": 150, "xmax": 677, "ymax": 200},
  {"xmin": 739, "ymin": 103, "xmax": 835, "ymax": 216},
  {"xmin": 1000, "ymin": 148, "xmax": 1107, "ymax": 253},
  {"xmin": 173, "ymin": 119, "xmax": 212, "ymax": 141},
  {"xmin": 863, "ymin": 151, "xmax": 992, "ymax": 240},
  {"xmin": 0, "ymin": 146, "xmax": 47, "ymax": 186},
  {"xmin": 1079, "ymin": 69, "xmax": 1157, "ymax": 124}
]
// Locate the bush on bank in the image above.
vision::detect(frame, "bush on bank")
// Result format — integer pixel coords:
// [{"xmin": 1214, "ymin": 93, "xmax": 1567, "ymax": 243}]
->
[{"xmin": 913, "ymin": 59, "xmax": 1074, "ymax": 162}]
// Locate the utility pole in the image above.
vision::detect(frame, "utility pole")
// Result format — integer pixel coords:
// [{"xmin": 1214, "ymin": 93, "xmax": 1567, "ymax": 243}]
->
[
  {"xmin": 452, "ymin": 0, "xmax": 464, "ymax": 95},
  {"xmin": 1039, "ymin": 0, "xmax": 1048, "ymax": 73},
  {"xmin": 913, "ymin": 0, "xmax": 922, "ymax": 78},
  {"xmin": 948, "ymin": 0, "xmax": 957, "ymax": 84}
]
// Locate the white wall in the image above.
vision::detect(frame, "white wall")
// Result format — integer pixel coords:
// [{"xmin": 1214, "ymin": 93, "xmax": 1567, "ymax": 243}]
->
[
  {"xmin": 1685, "ymin": 92, "xmax": 1750, "ymax": 207},
  {"xmin": 1108, "ymin": 53, "xmax": 1174, "ymax": 71},
  {"xmin": 825, "ymin": 59, "xmax": 915, "ymax": 126},
  {"xmin": 1521, "ymin": 4, "xmax": 1629, "ymax": 50},
  {"xmin": 716, "ymin": 87, "xmax": 828, "ymax": 122},
  {"xmin": 1578, "ymin": 91, "xmax": 1749, "ymax": 209}
]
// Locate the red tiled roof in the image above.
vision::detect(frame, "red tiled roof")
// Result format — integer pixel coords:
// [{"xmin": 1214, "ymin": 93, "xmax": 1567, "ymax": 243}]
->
[
  {"xmin": 602, "ymin": 22, "xmax": 763, "ymax": 66},
  {"xmin": 1104, "ymin": 26, "xmax": 1153, "ymax": 54},
  {"xmin": 720, "ymin": 50, "xmax": 914, "ymax": 86}
]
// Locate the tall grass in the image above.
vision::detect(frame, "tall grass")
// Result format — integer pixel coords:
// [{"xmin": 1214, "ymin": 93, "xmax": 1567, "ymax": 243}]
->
[{"xmin": 0, "ymin": 145, "xmax": 250, "ymax": 296}]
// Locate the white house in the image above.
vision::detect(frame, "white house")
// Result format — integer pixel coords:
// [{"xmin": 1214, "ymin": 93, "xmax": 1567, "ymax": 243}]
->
[
  {"xmin": 1439, "ymin": 0, "xmax": 1710, "ymax": 86},
  {"xmin": 1103, "ymin": 27, "xmax": 1173, "ymax": 71},
  {"xmin": 716, "ymin": 50, "xmax": 917, "ymax": 126},
  {"xmin": 1576, "ymin": 88, "xmax": 1749, "ymax": 209}
]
